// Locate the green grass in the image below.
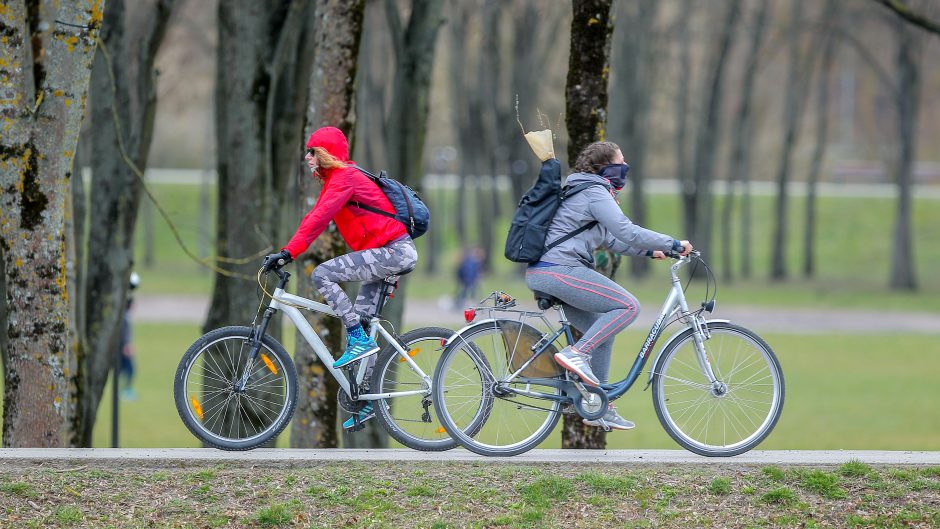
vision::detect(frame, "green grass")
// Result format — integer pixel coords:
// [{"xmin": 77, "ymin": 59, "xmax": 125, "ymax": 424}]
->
[
  {"xmin": 761, "ymin": 486, "xmax": 799, "ymax": 505},
  {"xmin": 707, "ymin": 477, "xmax": 732, "ymax": 495},
  {"xmin": 61, "ymin": 324, "xmax": 936, "ymax": 448},
  {"xmin": 133, "ymin": 183, "xmax": 940, "ymax": 312}
]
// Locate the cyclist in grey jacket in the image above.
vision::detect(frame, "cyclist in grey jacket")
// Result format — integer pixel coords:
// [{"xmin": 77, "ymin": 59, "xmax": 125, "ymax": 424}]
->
[{"xmin": 526, "ymin": 141, "xmax": 692, "ymax": 430}]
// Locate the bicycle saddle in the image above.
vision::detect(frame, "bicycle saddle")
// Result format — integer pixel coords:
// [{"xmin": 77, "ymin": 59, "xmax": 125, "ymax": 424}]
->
[
  {"xmin": 532, "ymin": 290, "xmax": 562, "ymax": 310},
  {"xmin": 382, "ymin": 264, "xmax": 416, "ymax": 284}
]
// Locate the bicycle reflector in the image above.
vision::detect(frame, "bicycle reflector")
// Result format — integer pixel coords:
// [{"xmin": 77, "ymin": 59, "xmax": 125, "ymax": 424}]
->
[
  {"xmin": 261, "ymin": 353, "xmax": 278, "ymax": 374},
  {"xmin": 398, "ymin": 348, "xmax": 420, "ymax": 363},
  {"xmin": 464, "ymin": 308, "xmax": 476, "ymax": 323},
  {"xmin": 190, "ymin": 395, "xmax": 205, "ymax": 421}
]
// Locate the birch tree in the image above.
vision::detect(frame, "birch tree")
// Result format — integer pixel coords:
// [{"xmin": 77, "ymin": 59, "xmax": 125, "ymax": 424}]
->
[{"xmin": 0, "ymin": 0, "xmax": 104, "ymax": 447}]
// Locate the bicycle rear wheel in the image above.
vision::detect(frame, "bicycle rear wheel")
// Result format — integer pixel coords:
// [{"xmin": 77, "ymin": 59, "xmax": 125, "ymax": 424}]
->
[
  {"xmin": 651, "ymin": 321, "xmax": 784, "ymax": 457},
  {"xmin": 174, "ymin": 326, "xmax": 297, "ymax": 450},
  {"xmin": 433, "ymin": 321, "xmax": 562, "ymax": 457},
  {"xmin": 370, "ymin": 327, "xmax": 465, "ymax": 451}
]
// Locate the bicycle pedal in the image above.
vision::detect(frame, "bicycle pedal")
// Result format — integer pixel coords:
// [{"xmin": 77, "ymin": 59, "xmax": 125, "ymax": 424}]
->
[{"xmin": 346, "ymin": 422, "xmax": 367, "ymax": 433}]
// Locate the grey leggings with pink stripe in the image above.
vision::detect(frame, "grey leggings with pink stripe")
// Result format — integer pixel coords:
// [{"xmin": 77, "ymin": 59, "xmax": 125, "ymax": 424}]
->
[{"xmin": 525, "ymin": 264, "xmax": 640, "ymax": 384}]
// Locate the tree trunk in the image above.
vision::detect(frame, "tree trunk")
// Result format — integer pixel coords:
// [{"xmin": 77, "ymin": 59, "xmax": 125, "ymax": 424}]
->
[
  {"xmin": 686, "ymin": 0, "xmax": 740, "ymax": 275},
  {"xmin": 205, "ymin": 0, "xmax": 294, "ymax": 333},
  {"xmin": 726, "ymin": 0, "xmax": 770, "ymax": 281},
  {"xmin": 291, "ymin": 0, "xmax": 366, "ymax": 449},
  {"xmin": 888, "ymin": 16, "xmax": 922, "ymax": 290},
  {"xmin": 674, "ymin": 0, "xmax": 693, "ymax": 237},
  {"xmin": 611, "ymin": 0, "xmax": 660, "ymax": 279},
  {"xmin": 770, "ymin": 0, "xmax": 817, "ymax": 280},
  {"xmin": 78, "ymin": 0, "xmax": 176, "ymax": 447},
  {"xmin": 0, "ymin": 246, "xmax": 6, "ymax": 373},
  {"xmin": 562, "ymin": 0, "xmax": 614, "ymax": 450},
  {"xmin": 381, "ymin": 0, "xmax": 445, "ymax": 331},
  {"xmin": 0, "ymin": 0, "xmax": 103, "ymax": 447},
  {"xmin": 803, "ymin": 2, "xmax": 838, "ymax": 279}
]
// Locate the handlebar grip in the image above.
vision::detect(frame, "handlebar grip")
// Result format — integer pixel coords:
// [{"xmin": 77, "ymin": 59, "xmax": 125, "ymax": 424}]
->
[{"xmin": 664, "ymin": 251, "xmax": 682, "ymax": 259}]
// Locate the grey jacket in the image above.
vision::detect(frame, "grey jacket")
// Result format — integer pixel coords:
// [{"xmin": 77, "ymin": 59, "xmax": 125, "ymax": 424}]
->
[{"xmin": 538, "ymin": 172, "xmax": 675, "ymax": 268}]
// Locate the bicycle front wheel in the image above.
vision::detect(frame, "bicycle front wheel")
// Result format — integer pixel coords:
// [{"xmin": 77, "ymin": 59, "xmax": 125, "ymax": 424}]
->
[
  {"xmin": 433, "ymin": 321, "xmax": 562, "ymax": 457},
  {"xmin": 370, "ymin": 327, "xmax": 463, "ymax": 451},
  {"xmin": 174, "ymin": 326, "xmax": 297, "ymax": 450},
  {"xmin": 651, "ymin": 321, "xmax": 784, "ymax": 457}
]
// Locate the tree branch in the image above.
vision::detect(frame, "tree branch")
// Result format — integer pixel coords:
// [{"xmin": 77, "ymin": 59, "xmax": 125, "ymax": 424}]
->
[{"xmin": 872, "ymin": 0, "xmax": 940, "ymax": 37}]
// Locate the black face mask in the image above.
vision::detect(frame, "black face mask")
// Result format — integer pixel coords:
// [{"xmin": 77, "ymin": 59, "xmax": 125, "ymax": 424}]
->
[{"xmin": 598, "ymin": 163, "xmax": 630, "ymax": 190}]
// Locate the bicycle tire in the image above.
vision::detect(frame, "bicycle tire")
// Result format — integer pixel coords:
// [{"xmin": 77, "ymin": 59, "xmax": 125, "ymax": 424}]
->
[
  {"xmin": 370, "ymin": 327, "xmax": 466, "ymax": 451},
  {"xmin": 651, "ymin": 321, "xmax": 784, "ymax": 457},
  {"xmin": 174, "ymin": 326, "xmax": 297, "ymax": 451},
  {"xmin": 433, "ymin": 320, "xmax": 562, "ymax": 457}
]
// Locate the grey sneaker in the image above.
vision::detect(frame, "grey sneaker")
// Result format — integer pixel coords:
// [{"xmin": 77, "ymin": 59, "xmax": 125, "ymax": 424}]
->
[
  {"xmin": 553, "ymin": 346, "xmax": 600, "ymax": 387},
  {"xmin": 583, "ymin": 404, "xmax": 635, "ymax": 430}
]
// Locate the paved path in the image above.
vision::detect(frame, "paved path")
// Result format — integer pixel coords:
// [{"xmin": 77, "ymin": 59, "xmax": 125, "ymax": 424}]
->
[
  {"xmin": 133, "ymin": 295, "xmax": 940, "ymax": 334},
  {"xmin": 0, "ymin": 449, "xmax": 937, "ymax": 467}
]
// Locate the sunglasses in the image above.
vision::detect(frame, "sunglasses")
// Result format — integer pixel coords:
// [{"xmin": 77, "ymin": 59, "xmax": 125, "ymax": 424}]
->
[{"xmin": 305, "ymin": 148, "xmax": 316, "ymax": 157}]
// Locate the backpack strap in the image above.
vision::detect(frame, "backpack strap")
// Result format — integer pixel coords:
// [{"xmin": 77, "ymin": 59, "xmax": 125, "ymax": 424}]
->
[
  {"xmin": 349, "ymin": 165, "xmax": 397, "ymax": 219},
  {"xmin": 544, "ymin": 182, "xmax": 609, "ymax": 251}
]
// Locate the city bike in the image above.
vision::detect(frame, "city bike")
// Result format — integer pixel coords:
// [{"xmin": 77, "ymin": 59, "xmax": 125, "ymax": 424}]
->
[
  {"xmin": 432, "ymin": 251, "xmax": 785, "ymax": 457},
  {"xmin": 174, "ymin": 266, "xmax": 481, "ymax": 451}
]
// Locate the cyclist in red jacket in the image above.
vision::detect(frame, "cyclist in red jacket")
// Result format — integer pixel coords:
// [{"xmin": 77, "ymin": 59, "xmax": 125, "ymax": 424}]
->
[{"xmin": 262, "ymin": 127, "xmax": 417, "ymax": 429}]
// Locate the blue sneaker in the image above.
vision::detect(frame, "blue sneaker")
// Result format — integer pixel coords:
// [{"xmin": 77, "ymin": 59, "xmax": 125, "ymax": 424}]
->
[
  {"xmin": 333, "ymin": 336, "xmax": 380, "ymax": 368},
  {"xmin": 342, "ymin": 403, "xmax": 375, "ymax": 431}
]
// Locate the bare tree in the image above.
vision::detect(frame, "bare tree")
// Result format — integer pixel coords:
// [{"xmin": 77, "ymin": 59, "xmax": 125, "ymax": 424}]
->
[
  {"xmin": 380, "ymin": 0, "xmax": 445, "ymax": 330},
  {"xmin": 685, "ymin": 0, "xmax": 740, "ymax": 274},
  {"xmin": 610, "ymin": 0, "xmax": 660, "ymax": 279},
  {"xmin": 802, "ymin": 1, "xmax": 838, "ymax": 279},
  {"xmin": 887, "ymin": 13, "xmax": 924, "ymax": 290},
  {"xmin": 673, "ymin": 1, "xmax": 693, "ymax": 225},
  {"xmin": 563, "ymin": 0, "xmax": 614, "ymax": 450},
  {"xmin": 1, "ymin": 1, "xmax": 103, "ymax": 447},
  {"xmin": 769, "ymin": 0, "xmax": 821, "ymax": 280},
  {"xmin": 871, "ymin": 0, "xmax": 940, "ymax": 36},
  {"xmin": 724, "ymin": 0, "xmax": 770, "ymax": 281},
  {"xmin": 204, "ymin": 0, "xmax": 305, "ymax": 332},
  {"xmin": 290, "ymin": 0, "xmax": 368, "ymax": 449},
  {"xmin": 75, "ymin": 0, "xmax": 177, "ymax": 447},
  {"xmin": 832, "ymin": 4, "xmax": 926, "ymax": 290}
]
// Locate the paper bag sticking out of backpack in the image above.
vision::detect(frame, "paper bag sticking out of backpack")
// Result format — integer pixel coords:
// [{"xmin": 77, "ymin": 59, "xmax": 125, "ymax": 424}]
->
[{"xmin": 524, "ymin": 129, "xmax": 555, "ymax": 161}]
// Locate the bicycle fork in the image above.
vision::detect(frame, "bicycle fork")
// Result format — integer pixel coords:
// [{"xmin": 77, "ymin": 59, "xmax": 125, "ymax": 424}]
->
[
  {"xmin": 689, "ymin": 315, "xmax": 724, "ymax": 394},
  {"xmin": 236, "ymin": 306, "xmax": 277, "ymax": 392}
]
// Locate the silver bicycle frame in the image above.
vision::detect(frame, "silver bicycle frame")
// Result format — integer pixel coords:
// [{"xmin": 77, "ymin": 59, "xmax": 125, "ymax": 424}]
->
[{"xmin": 269, "ymin": 289, "xmax": 432, "ymax": 401}]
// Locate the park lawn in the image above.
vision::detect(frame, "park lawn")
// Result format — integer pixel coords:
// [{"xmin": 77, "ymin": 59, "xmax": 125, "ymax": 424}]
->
[
  {"xmin": 65, "ymin": 323, "xmax": 940, "ymax": 450},
  {"xmin": 2, "ymin": 460, "xmax": 940, "ymax": 528},
  {"xmin": 132, "ymin": 183, "xmax": 940, "ymax": 313}
]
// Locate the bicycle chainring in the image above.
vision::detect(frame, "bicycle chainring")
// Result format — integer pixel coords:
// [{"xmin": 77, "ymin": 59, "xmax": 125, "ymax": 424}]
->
[{"xmin": 337, "ymin": 389, "xmax": 366, "ymax": 414}]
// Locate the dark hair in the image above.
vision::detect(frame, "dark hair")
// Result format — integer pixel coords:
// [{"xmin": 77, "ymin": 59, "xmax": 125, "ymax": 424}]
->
[{"xmin": 573, "ymin": 141, "xmax": 620, "ymax": 174}]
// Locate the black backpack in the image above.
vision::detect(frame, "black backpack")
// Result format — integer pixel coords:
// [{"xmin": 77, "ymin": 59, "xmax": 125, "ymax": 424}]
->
[
  {"xmin": 504, "ymin": 159, "xmax": 605, "ymax": 263},
  {"xmin": 351, "ymin": 166, "xmax": 430, "ymax": 239}
]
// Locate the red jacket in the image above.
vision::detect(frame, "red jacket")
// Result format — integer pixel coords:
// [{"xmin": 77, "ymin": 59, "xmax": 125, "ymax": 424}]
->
[{"xmin": 284, "ymin": 127, "xmax": 407, "ymax": 257}]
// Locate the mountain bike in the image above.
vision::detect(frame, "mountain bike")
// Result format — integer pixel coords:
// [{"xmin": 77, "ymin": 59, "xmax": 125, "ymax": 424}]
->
[
  {"xmin": 432, "ymin": 251, "xmax": 785, "ymax": 457},
  {"xmin": 174, "ymin": 266, "xmax": 482, "ymax": 451}
]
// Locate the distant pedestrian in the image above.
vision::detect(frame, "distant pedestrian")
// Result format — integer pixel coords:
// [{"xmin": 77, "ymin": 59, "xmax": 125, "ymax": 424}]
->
[
  {"xmin": 455, "ymin": 247, "xmax": 482, "ymax": 308},
  {"xmin": 119, "ymin": 272, "xmax": 140, "ymax": 401}
]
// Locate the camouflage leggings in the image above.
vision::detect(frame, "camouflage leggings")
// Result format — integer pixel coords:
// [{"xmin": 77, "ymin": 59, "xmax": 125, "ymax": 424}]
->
[{"xmin": 312, "ymin": 236, "xmax": 418, "ymax": 328}]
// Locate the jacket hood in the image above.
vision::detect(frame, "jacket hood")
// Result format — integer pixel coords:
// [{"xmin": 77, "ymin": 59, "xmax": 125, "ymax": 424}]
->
[
  {"xmin": 564, "ymin": 171, "xmax": 612, "ymax": 188},
  {"xmin": 306, "ymin": 126, "xmax": 350, "ymax": 161}
]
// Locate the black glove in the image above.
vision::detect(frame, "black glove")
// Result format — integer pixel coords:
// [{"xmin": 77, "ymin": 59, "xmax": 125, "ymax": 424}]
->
[{"xmin": 262, "ymin": 249, "xmax": 292, "ymax": 272}]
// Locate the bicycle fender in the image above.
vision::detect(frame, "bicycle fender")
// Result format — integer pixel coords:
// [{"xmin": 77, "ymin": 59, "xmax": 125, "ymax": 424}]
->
[
  {"xmin": 645, "ymin": 319, "xmax": 730, "ymax": 387},
  {"xmin": 441, "ymin": 319, "xmax": 500, "ymax": 348}
]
